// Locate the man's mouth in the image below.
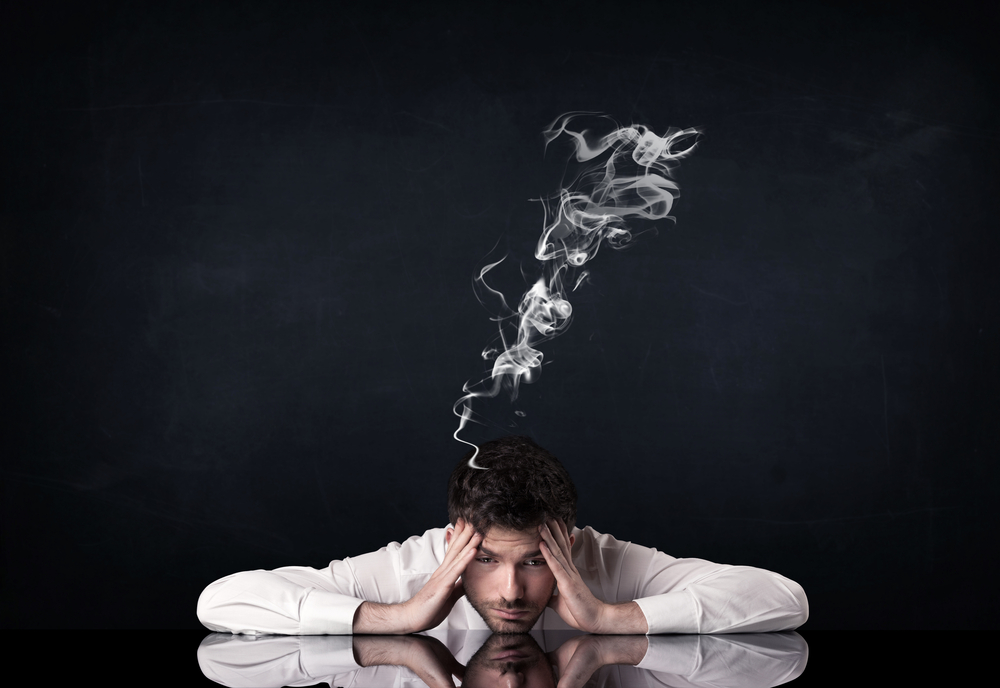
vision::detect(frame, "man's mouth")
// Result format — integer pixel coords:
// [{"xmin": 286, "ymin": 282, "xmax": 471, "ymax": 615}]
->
[{"xmin": 492, "ymin": 608, "xmax": 530, "ymax": 620}]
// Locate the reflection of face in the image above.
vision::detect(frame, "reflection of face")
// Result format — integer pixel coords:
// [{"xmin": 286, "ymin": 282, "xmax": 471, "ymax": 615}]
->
[
  {"xmin": 463, "ymin": 633, "xmax": 556, "ymax": 688},
  {"xmin": 454, "ymin": 526, "xmax": 557, "ymax": 633}
]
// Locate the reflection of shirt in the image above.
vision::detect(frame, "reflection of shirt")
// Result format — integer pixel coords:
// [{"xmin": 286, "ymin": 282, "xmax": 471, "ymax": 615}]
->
[
  {"xmin": 197, "ymin": 526, "xmax": 808, "ymax": 635},
  {"xmin": 197, "ymin": 631, "xmax": 810, "ymax": 688}
]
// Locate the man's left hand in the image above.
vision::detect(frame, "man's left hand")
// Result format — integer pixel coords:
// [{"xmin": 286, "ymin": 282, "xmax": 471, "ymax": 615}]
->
[{"xmin": 539, "ymin": 520, "xmax": 649, "ymax": 634}]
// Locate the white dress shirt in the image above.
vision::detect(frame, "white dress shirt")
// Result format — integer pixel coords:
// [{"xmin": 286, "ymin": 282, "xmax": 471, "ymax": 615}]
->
[{"xmin": 197, "ymin": 525, "xmax": 808, "ymax": 635}]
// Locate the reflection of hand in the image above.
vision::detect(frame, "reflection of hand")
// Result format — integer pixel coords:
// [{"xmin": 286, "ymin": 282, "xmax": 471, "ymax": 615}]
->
[
  {"xmin": 551, "ymin": 635, "xmax": 649, "ymax": 688},
  {"xmin": 539, "ymin": 520, "xmax": 647, "ymax": 633},
  {"xmin": 354, "ymin": 519, "xmax": 482, "ymax": 633},
  {"xmin": 353, "ymin": 635, "xmax": 465, "ymax": 688}
]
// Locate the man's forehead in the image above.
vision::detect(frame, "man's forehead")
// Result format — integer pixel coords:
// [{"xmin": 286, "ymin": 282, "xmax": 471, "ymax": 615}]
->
[{"xmin": 479, "ymin": 526, "xmax": 542, "ymax": 553}]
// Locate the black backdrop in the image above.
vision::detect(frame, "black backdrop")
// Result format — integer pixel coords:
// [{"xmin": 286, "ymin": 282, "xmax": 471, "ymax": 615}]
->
[{"xmin": 3, "ymin": 0, "xmax": 997, "ymax": 629}]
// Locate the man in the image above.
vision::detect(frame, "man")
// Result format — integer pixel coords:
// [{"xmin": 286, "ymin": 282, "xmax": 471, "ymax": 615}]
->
[{"xmin": 198, "ymin": 436, "xmax": 808, "ymax": 635}]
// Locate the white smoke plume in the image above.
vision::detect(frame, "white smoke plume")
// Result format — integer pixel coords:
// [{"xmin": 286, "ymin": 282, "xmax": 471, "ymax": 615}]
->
[{"xmin": 454, "ymin": 113, "xmax": 700, "ymax": 467}]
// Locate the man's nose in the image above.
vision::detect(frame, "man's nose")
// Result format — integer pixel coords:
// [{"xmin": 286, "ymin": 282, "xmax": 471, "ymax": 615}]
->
[{"xmin": 501, "ymin": 565, "xmax": 524, "ymax": 601}]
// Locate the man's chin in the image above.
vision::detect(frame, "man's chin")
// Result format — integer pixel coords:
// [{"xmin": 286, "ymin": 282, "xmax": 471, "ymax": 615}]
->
[{"xmin": 484, "ymin": 611, "xmax": 541, "ymax": 634}]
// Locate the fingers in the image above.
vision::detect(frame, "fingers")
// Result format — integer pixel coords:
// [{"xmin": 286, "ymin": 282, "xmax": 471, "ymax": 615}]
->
[
  {"xmin": 445, "ymin": 519, "xmax": 480, "ymax": 563},
  {"xmin": 409, "ymin": 538, "xmax": 479, "ymax": 632},
  {"xmin": 540, "ymin": 519, "xmax": 568, "ymax": 554},
  {"xmin": 440, "ymin": 522, "xmax": 481, "ymax": 582},
  {"xmin": 548, "ymin": 518, "xmax": 572, "ymax": 551},
  {"xmin": 539, "ymin": 522, "xmax": 572, "ymax": 573}
]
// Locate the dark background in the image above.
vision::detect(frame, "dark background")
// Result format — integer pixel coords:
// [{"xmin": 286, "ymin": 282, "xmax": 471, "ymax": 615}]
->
[{"xmin": 3, "ymin": 0, "xmax": 997, "ymax": 629}]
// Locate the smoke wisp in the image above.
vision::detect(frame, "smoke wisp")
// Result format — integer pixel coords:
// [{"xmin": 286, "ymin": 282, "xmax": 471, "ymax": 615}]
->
[{"xmin": 454, "ymin": 113, "xmax": 700, "ymax": 467}]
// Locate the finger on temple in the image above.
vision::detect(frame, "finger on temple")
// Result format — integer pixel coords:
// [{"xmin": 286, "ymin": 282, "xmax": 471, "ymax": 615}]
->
[
  {"xmin": 454, "ymin": 534, "xmax": 481, "ymax": 570},
  {"xmin": 447, "ymin": 537, "xmax": 478, "ymax": 571},
  {"xmin": 540, "ymin": 539, "xmax": 566, "ymax": 572},
  {"xmin": 552, "ymin": 518, "xmax": 570, "ymax": 542},
  {"xmin": 453, "ymin": 522, "xmax": 475, "ymax": 548},
  {"xmin": 444, "ymin": 529, "xmax": 475, "ymax": 567},
  {"xmin": 541, "ymin": 519, "xmax": 560, "ymax": 544},
  {"xmin": 543, "ymin": 523, "xmax": 567, "ymax": 554}
]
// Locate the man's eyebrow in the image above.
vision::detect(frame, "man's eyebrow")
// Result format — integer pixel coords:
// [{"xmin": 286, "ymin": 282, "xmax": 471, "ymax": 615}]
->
[{"xmin": 476, "ymin": 546, "xmax": 543, "ymax": 559}]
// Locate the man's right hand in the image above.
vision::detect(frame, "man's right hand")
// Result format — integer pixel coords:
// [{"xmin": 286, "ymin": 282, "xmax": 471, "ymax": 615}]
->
[{"xmin": 352, "ymin": 519, "xmax": 482, "ymax": 634}]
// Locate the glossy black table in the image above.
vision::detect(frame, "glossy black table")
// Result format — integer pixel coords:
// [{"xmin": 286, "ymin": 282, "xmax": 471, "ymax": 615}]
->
[{"xmin": 4, "ymin": 629, "xmax": 974, "ymax": 686}]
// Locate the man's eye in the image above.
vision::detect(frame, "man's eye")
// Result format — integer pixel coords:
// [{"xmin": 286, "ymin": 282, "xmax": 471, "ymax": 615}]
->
[
  {"xmin": 525, "ymin": 559, "xmax": 547, "ymax": 567},
  {"xmin": 477, "ymin": 557, "xmax": 494, "ymax": 564}
]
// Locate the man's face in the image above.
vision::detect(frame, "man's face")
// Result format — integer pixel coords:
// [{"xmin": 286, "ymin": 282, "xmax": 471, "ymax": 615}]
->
[
  {"xmin": 463, "ymin": 633, "xmax": 555, "ymax": 688},
  {"xmin": 452, "ymin": 525, "xmax": 559, "ymax": 633}
]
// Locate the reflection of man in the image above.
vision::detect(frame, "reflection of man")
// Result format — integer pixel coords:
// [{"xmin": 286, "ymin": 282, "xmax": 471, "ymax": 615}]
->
[
  {"xmin": 462, "ymin": 633, "xmax": 557, "ymax": 688},
  {"xmin": 198, "ymin": 632, "xmax": 809, "ymax": 688},
  {"xmin": 461, "ymin": 634, "xmax": 652, "ymax": 688},
  {"xmin": 199, "ymin": 436, "xmax": 808, "ymax": 635}
]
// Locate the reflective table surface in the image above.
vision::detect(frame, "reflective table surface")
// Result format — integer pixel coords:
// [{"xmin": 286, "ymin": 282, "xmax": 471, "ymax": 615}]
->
[
  {"xmin": 198, "ymin": 629, "xmax": 807, "ymax": 687},
  {"xmin": 8, "ymin": 630, "xmax": 971, "ymax": 687}
]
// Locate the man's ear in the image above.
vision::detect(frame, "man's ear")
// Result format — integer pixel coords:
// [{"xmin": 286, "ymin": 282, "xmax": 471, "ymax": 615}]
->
[
  {"xmin": 569, "ymin": 533, "xmax": 575, "ymax": 547},
  {"xmin": 446, "ymin": 526, "xmax": 453, "ymax": 546}
]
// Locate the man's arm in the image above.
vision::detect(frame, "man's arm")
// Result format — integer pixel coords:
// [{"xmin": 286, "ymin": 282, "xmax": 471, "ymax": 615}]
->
[
  {"xmin": 632, "ymin": 557, "xmax": 809, "ymax": 634},
  {"xmin": 352, "ymin": 520, "xmax": 481, "ymax": 634},
  {"xmin": 541, "ymin": 523, "xmax": 808, "ymax": 634},
  {"xmin": 539, "ymin": 520, "xmax": 649, "ymax": 634},
  {"xmin": 588, "ymin": 527, "xmax": 808, "ymax": 634},
  {"xmin": 197, "ymin": 521, "xmax": 481, "ymax": 635},
  {"xmin": 197, "ymin": 566, "xmax": 368, "ymax": 634}
]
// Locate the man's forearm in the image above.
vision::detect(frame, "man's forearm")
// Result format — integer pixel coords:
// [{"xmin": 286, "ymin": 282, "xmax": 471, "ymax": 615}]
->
[
  {"xmin": 353, "ymin": 601, "xmax": 414, "ymax": 634},
  {"xmin": 598, "ymin": 601, "xmax": 649, "ymax": 635}
]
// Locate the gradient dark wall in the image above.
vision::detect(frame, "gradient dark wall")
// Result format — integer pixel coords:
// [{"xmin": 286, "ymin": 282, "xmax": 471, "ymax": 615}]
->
[{"xmin": 3, "ymin": 1, "xmax": 997, "ymax": 628}]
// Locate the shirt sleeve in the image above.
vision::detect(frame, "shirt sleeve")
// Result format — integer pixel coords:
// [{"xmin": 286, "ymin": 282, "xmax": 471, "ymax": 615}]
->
[
  {"xmin": 577, "ymin": 528, "xmax": 809, "ymax": 634},
  {"xmin": 634, "ymin": 558, "xmax": 809, "ymax": 634},
  {"xmin": 197, "ymin": 566, "xmax": 367, "ymax": 635},
  {"xmin": 197, "ymin": 529, "xmax": 447, "ymax": 635}
]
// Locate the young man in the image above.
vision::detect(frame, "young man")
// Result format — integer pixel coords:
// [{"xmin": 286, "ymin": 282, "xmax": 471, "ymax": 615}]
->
[{"xmin": 198, "ymin": 436, "xmax": 808, "ymax": 635}]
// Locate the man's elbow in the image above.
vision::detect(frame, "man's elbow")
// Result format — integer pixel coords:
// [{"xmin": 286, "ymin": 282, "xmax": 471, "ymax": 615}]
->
[
  {"xmin": 196, "ymin": 571, "xmax": 265, "ymax": 634},
  {"xmin": 197, "ymin": 578, "xmax": 231, "ymax": 632},
  {"xmin": 781, "ymin": 576, "xmax": 809, "ymax": 630},
  {"xmin": 740, "ymin": 568, "xmax": 809, "ymax": 632}
]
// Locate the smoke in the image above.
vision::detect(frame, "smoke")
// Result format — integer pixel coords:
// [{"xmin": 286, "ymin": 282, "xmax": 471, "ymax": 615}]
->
[{"xmin": 454, "ymin": 113, "xmax": 700, "ymax": 467}]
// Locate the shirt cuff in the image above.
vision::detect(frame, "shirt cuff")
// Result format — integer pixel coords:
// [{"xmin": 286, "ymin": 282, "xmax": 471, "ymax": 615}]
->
[
  {"xmin": 299, "ymin": 589, "xmax": 366, "ymax": 634},
  {"xmin": 634, "ymin": 591, "xmax": 700, "ymax": 635}
]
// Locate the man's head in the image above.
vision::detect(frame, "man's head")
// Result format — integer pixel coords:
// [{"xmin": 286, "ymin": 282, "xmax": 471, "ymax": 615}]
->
[
  {"xmin": 446, "ymin": 436, "xmax": 578, "ymax": 633},
  {"xmin": 448, "ymin": 435, "xmax": 577, "ymax": 534},
  {"xmin": 463, "ymin": 632, "xmax": 555, "ymax": 688}
]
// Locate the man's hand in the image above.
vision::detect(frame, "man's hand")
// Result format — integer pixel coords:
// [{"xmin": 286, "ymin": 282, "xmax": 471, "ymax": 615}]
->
[
  {"xmin": 353, "ymin": 519, "xmax": 482, "ymax": 634},
  {"xmin": 539, "ymin": 519, "xmax": 649, "ymax": 634}
]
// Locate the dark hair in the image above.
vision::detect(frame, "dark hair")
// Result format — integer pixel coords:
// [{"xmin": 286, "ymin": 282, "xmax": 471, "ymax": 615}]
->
[{"xmin": 447, "ymin": 436, "xmax": 577, "ymax": 534}]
